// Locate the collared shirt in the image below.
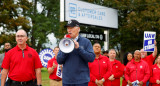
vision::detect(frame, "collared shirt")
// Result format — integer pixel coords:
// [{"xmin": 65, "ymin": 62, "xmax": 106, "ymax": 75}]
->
[
  {"xmin": 125, "ymin": 59, "xmax": 150, "ymax": 86},
  {"xmin": 88, "ymin": 55, "xmax": 111, "ymax": 86},
  {"xmin": 2, "ymin": 45, "xmax": 42, "ymax": 81},
  {"xmin": 47, "ymin": 57, "xmax": 62, "ymax": 80},
  {"xmin": 73, "ymin": 35, "xmax": 79, "ymax": 41}
]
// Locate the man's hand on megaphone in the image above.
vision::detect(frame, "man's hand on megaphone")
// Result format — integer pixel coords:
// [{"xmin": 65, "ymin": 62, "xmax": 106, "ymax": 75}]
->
[{"xmin": 73, "ymin": 40, "xmax": 79, "ymax": 49}]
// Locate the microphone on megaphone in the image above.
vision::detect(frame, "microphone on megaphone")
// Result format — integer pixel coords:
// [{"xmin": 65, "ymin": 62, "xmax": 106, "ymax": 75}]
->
[{"xmin": 59, "ymin": 34, "xmax": 75, "ymax": 53}]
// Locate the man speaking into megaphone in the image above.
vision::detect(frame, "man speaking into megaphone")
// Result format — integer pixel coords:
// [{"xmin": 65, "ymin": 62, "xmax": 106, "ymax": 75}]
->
[{"xmin": 57, "ymin": 19, "xmax": 95, "ymax": 86}]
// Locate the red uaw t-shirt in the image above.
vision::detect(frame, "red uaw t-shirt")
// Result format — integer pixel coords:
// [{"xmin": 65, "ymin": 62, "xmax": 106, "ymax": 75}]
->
[
  {"xmin": 142, "ymin": 54, "xmax": 155, "ymax": 69},
  {"xmin": 2, "ymin": 45, "xmax": 42, "ymax": 81},
  {"xmin": 47, "ymin": 57, "xmax": 61, "ymax": 80}
]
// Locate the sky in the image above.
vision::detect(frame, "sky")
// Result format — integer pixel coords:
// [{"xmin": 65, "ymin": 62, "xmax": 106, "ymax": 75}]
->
[{"xmin": 43, "ymin": 33, "xmax": 57, "ymax": 49}]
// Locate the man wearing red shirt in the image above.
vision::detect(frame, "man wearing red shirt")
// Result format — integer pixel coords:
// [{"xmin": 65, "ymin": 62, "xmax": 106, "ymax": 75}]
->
[
  {"xmin": 47, "ymin": 47, "xmax": 62, "ymax": 86},
  {"xmin": 141, "ymin": 40, "xmax": 157, "ymax": 86},
  {"xmin": 1, "ymin": 29, "xmax": 42, "ymax": 86},
  {"xmin": 88, "ymin": 43, "xmax": 111, "ymax": 86},
  {"xmin": 108, "ymin": 49, "xmax": 124, "ymax": 86},
  {"xmin": 125, "ymin": 50, "xmax": 150, "ymax": 86}
]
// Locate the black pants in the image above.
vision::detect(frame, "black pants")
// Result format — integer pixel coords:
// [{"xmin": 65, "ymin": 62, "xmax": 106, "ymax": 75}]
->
[{"xmin": 7, "ymin": 78, "xmax": 37, "ymax": 86}]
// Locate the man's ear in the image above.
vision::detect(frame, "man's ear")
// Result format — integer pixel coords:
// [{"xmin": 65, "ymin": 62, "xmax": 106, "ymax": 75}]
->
[
  {"xmin": 26, "ymin": 37, "xmax": 29, "ymax": 41},
  {"xmin": 78, "ymin": 28, "xmax": 80, "ymax": 32}
]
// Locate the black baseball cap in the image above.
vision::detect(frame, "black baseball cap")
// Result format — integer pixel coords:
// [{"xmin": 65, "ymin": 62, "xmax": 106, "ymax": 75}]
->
[{"xmin": 65, "ymin": 19, "xmax": 80, "ymax": 27}]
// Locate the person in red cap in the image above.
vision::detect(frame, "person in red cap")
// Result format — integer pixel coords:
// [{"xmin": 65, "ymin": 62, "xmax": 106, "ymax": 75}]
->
[
  {"xmin": 1, "ymin": 29, "xmax": 42, "ymax": 86},
  {"xmin": 47, "ymin": 46, "xmax": 62, "ymax": 86},
  {"xmin": 108, "ymin": 49, "xmax": 124, "ymax": 86},
  {"xmin": 125, "ymin": 50, "xmax": 150, "ymax": 86},
  {"xmin": 88, "ymin": 43, "xmax": 111, "ymax": 86}
]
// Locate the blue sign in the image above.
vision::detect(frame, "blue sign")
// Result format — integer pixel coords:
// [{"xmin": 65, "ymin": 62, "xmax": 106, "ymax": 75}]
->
[
  {"xmin": 69, "ymin": 3, "xmax": 77, "ymax": 18},
  {"xmin": 143, "ymin": 31, "xmax": 156, "ymax": 52},
  {"xmin": 39, "ymin": 49, "xmax": 55, "ymax": 68},
  {"xmin": 68, "ymin": 3, "xmax": 104, "ymax": 21}
]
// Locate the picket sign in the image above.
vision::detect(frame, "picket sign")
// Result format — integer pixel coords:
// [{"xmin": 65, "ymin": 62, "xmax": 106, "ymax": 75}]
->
[{"xmin": 143, "ymin": 31, "xmax": 156, "ymax": 52}]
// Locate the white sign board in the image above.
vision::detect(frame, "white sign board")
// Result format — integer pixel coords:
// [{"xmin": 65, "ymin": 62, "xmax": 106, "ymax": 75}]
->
[
  {"xmin": 56, "ymin": 64, "xmax": 62, "ymax": 78},
  {"xmin": 143, "ymin": 31, "xmax": 156, "ymax": 52},
  {"xmin": 127, "ymin": 80, "xmax": 139, "ymax": 86},
  {"xmin": 60, "ymin": 0, "xmax": 118, "ymax": 29}
]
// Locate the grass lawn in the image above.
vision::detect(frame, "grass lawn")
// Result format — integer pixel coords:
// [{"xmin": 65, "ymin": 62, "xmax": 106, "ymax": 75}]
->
[
  {"xmin": 41, "ymin": 68, "xmax": 50, "ymax": 86},
  {"xmin": 41, "ymin": 68, "xmax": 123, "ymax": 86}
]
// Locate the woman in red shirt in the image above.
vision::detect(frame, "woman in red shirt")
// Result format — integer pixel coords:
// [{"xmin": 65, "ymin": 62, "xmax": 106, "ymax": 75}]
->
[{"xmin": 122, "ymin": 52, "xmax": 133, "ymax": 86}]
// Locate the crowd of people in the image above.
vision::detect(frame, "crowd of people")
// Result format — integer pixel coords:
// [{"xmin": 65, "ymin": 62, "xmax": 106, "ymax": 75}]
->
[{"xmin": 0, "ymin": 19, "xmax": 159, "ymax": 86}]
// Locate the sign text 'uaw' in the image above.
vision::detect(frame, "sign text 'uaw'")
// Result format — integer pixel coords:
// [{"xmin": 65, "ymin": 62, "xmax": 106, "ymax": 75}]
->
[{"xmin": 143, "ymin": 31, "xmax": 156, "ymax": 52}]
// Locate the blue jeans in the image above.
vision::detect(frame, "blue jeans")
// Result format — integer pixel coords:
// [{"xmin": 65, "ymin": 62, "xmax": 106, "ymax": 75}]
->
[
  {"xmin": 63, "ymin": 82, "xmax": 88, "ymax": 86},
  {"xmin": 146, "ymin": 81, "xmax": 149, "ymax": 86}
]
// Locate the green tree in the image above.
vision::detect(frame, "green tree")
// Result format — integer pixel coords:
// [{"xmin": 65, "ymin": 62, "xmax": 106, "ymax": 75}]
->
[
  {"xmin": 0, "ymin": 0, "xmax": 31, "ymax": 49},
  {"xmin": 27, "ymin": 0, "xmax": 61, "ymax": 52},
  {"xmin": 0, "ymin": 0, "xmax": 61, "ymax": 52},
  {"xmin": 81, "ymin": 0, "xmax": 160, "ymax": 60},
  {"xmin": 104, "ymin": 0, "xmax": 160, "ymax": 59}
]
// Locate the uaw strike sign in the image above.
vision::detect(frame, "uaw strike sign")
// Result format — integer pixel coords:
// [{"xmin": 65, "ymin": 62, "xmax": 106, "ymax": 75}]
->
[
  {"xmin": 56, "ymin": 64, "xmax": 62, "ymax": 78},
  {"xmin": 143, "ymin": 31, "xmax": 156, "ymax": 52},
  {"xmin": 39, "ymin": 49, "xmax": 55, "ymax": 68}
]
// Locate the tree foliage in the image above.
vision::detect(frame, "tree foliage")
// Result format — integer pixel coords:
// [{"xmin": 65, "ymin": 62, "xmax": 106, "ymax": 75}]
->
[
  {"xmin": 0, "ymin": 0, "xmax": 31, "ymax": 49},
  {"xmin": 0, "ymin": 0, "xmax": 60, "ymax": 52},
  {"xmin": 114, "ymin": 0, "xmax": 159, "ymax": 59},
  {"xmin": 82, "ymin": 0, "xmax": 160, "ymax": 59},
  {"xmin": 0, "ymin": 0, "xmax": 160, "ymax": 56}
]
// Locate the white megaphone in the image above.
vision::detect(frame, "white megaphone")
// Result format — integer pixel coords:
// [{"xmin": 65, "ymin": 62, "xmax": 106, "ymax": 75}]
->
[{"xmin": 59, "ymin": 34, "xmax": 75, "ymax": 53}]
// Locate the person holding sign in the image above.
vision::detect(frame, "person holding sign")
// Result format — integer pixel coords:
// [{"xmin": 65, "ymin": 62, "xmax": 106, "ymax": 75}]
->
[
  {"xmin": 149, "ymin": 55, "xmax": 160, "ymax": 86},
  {"xmin": 57, "ymin": 19, "xmax": 95, "ymax": 86},
  {"xmin": 47, "ymin": 47, "xmax": 62, "ymax": 86},
  {"xmin": 88, "ymin": 43, "xmax": 111, "ymax": 86},
  {"xmin": 141, "ymin": 40, "xmax": 157, "ymax": 70},
  {"xmin": 141, "ymin": 40, "xmax": 157, "ymax": 86},
  {"xmin": 125, "ymin": 50, "xmax": 150, "ymax": 86}
]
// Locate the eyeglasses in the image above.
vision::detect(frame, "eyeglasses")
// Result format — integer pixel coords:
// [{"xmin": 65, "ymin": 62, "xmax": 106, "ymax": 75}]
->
[{"xmin": 16, "ymin": 35, "xmax": 26, "ymax": 38}]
